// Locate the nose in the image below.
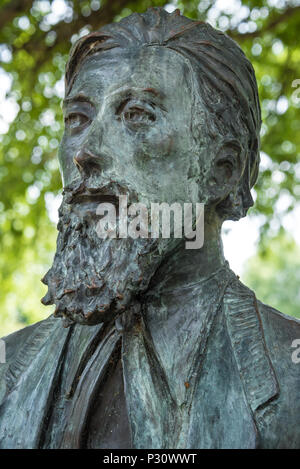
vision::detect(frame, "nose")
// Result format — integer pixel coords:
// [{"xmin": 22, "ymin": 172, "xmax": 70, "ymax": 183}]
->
[
  {"xmin": 73, "ymin": 148, "xmax": 102, "ymax": 178},
  {"xmin": 73, "ymin": 112, "xmax": 114, "ymax": 178},
  {"xmin": 74, "ymin": 147, "xmax": 96, "ymax": 169}
]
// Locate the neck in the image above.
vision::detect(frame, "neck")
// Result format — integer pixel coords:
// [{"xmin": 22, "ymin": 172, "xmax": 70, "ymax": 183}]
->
[{"xmin": 148, "ymin": 210, "xmax": 227, "ymax": 293}]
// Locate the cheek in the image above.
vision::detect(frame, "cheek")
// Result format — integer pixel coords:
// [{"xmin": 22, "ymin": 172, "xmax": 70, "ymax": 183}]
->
[
  {"xmin": 134, "ymin": 127, "xmax": 177, "ymax": 161},
  {"xmin": 145, "ymin": 133, "xmax": 175, "ymax": 157},
  {"xmin": 107, "ymin": 126, "xmax": 178, "ymax": 178}
]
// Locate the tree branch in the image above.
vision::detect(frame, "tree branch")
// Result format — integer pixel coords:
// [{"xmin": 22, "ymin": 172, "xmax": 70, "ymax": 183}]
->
[
  {"xmin": 10, "ymin": 0, "xmax": 138, "ymax": 58},
  {"xmin": 4, "ymin": 2, "xmax": 300, "ymax": 71},
  {"xmin": 0, "ymin": 0, "xmax": 33, "ymax": 31},
  {"xmin": 228, "ymin": 5, "xmax": 300, "ymax": 42}
]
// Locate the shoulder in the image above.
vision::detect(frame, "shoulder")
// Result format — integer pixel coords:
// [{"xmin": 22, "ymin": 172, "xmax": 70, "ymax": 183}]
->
[
  {"xmin": 0, "ymin": 315, "xmax": 64, "ymax": 405},
  {"xmin": 257, "ymin": 299, "xmax": 300, "ymax": 338},
  {"xmin": 1, "ymin": 315, "xmax": 56, "ymax": 365},
  {"xmin": 232, "ymin": 278, "xmax": 300, "ymax": 398},
  {"xmin": 256, "ymin": 300, "xmax": 300, "ymax": 376},
  {"xmin": 255, "ymin": 301, "xmax": 300, "ymax": 448},
  {"xmin": 225, "ymin": 274, "xmax": 300, "ymax": 346},
  {"xmin": 224, "ymin": 275, "xmax": 300, "ymax": 392},
  {"xmin": 225, "ymin": 277, "xmax": 300, "ymax": 446}
]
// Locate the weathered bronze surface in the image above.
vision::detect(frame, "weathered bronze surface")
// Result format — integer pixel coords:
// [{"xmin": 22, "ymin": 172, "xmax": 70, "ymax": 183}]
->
[{"xmin": 0, "ymin": 8, "xmax": 299, "ymax": 449}]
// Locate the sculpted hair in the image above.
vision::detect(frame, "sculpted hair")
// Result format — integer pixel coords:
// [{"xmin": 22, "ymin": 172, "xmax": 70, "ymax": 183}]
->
[{"xmin": 65, "ymin": 7, "xmax": 261, "ymax": 220}]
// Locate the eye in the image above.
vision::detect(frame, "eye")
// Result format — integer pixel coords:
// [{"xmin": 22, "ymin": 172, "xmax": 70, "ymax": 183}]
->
[
  {"xmin": 124, "ymin": 106, "xmax": 156, "ymax": 124},
  {"xmin": 65, "ymin": 112, "xmax": 90, "ymax": 131},
  {"xmin": 117, "ymin": 100, "xmax": 156, "ymax": 128}
]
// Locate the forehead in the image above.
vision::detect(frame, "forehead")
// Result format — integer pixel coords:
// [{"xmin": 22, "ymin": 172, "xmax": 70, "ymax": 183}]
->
[{"xmin": 68, "ymin": 46, "xmax": 192, "ymax": 101}]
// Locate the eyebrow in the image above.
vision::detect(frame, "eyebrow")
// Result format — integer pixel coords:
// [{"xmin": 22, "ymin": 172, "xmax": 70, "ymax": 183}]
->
[
  {"xmin": 63, "ymin": 93, "xmax": 93, "ymax": 107},
  {"xmin": 142, "ymin": 87, "xmax": 165, "ymax": 100},
  {"xmin": 63, "ymin": 87, "xmax": 165, "ymax": 108}
]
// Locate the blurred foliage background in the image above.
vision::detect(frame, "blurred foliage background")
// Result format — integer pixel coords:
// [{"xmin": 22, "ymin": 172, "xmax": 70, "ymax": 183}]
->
[{"xmin": 0, "ymin": 0, "xmax": 299, "ymax": 336}]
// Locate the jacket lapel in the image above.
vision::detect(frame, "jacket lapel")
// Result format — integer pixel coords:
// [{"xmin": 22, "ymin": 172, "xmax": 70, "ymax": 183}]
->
[
  {"xmin": 60, "ymin": 326, "xmax": 121, "ymax": 448},
  {"xmin": 223, "ymin": 278, "xmax": 279, "ymax": 415}
]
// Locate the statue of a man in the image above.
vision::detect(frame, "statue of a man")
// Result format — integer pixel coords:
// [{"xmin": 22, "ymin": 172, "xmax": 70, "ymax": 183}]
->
[{"xmin": 0, "ymin": 8, "xmax": 299, "ymax": 449}]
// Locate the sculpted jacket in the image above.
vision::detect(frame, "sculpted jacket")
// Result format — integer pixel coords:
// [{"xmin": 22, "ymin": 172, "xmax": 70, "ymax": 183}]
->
[{"xmin": 0, "ymin": 272, "xmax": 299, "ymax": 449}]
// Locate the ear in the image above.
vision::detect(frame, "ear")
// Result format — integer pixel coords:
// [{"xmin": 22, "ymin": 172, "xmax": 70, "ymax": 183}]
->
[{"xmin": 207, "ymin": 140, "xmax": 243, "ymax": 201}]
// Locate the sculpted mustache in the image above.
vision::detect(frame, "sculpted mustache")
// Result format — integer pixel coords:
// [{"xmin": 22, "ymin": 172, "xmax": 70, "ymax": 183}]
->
[{"xmin": 62, "ymin": 178, "xmax": 139, "ymax": 205}]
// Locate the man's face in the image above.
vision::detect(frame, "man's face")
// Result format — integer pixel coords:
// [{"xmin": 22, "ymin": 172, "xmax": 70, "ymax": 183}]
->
[
  {"xmin": 59, "ymin": 46, "xmax": 202, "ymax": 206},
  {"xmin": 42, "ymin": 46, "xmax": 222, "ymax": 326}
]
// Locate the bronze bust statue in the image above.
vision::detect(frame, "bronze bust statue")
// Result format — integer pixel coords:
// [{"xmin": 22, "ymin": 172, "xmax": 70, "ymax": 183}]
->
[{"xmin": 0, "ymin": 8, "xmax": 299, "ymax": 449}]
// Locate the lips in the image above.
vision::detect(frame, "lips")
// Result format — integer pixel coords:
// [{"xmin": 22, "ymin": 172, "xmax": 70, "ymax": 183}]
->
[{"xmin": 63, "ymin": 179, "xmax": 138, "ymax": 209}]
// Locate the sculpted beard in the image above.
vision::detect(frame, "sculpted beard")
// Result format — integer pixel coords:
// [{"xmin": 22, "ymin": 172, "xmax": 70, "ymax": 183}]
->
[{"xmin": 41, "ymin": 182, "xmax": 175, "ymax": 327}]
